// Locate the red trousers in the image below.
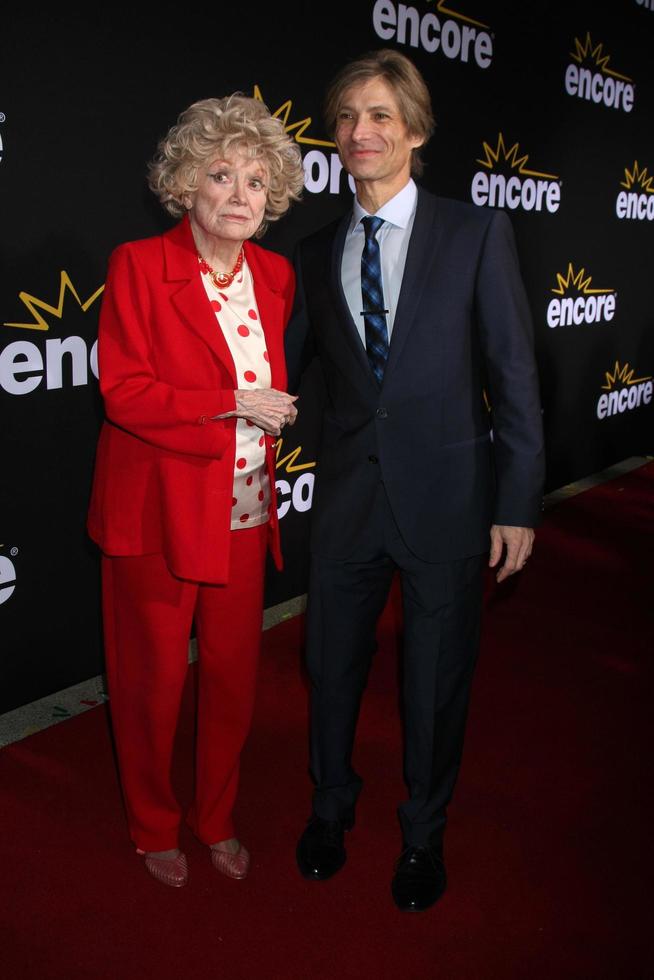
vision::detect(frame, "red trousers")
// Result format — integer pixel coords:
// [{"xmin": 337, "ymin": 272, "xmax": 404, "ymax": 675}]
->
[{"xmin": 101, "ymin": 523, "xmax": 268, "ymax": 852}]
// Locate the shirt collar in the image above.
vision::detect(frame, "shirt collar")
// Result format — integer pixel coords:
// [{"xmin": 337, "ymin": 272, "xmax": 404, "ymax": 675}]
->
[{"xmin": 351, "ymin": 178, "xmax": 417, "ymax": 232}]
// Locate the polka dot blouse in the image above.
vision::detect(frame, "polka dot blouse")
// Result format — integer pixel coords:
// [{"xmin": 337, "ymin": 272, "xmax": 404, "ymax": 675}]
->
[{"xmin": 200, "ymin": 258, "xmax": 271, "ymax": 530}]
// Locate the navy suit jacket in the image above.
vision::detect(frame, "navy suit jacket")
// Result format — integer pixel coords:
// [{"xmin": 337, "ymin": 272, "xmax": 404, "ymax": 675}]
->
[{"xmin": 285, "ymin": 187, "xmax": 545, "ymax": 563}]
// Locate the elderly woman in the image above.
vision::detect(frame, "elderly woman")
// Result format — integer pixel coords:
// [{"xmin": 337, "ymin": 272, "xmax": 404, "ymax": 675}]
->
[{"xmin": 87, "ymin": 95, "xmax": 303, "ymax": 888}]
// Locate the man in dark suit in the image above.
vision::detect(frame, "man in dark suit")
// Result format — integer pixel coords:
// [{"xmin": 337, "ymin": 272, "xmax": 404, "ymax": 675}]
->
[{"xmin": 286, "ymin": 49, "xmax": 545, "ymax": 912}]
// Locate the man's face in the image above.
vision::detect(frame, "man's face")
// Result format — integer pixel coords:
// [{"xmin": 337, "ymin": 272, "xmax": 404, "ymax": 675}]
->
[{"xmin": 334, "ymin": 76, "xmax": 423, "ymax": 191}]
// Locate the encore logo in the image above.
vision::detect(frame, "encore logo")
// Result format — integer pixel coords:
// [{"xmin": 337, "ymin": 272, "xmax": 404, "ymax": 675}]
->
[
  {"xmin": 1, "ymin": 272, "xmax": 102, "ymax": 395},
  {"xmin": 615, "ymin": 162, "xmax": 654, "ymax": 221},
  {"xmin": 253, "ymin": 85, "xmax": 353, "ymax": 197},
  {"xmin": 564, "ymin": 33, "xmax": 635, "ymax": 113},
  {"xmin": 596, "ymin": 362, "xmax": 653, "ymax": 420},
  {"xmin": 274, "ymin": 437, "xmax": 316, "ymax": 520},
  {"xmin": 372, "ymin": 0, "xmax": 493, "ymax": 68},
  {"xmin": 0, "ymin": 549, "xmax": 17, "ymax": 605},
  {"xmin": 471, "ymin": 134, "xmax": 561, "ymax": 213},
  {"xmin": 546, "ymin": 264, "xmax": 616, "ymax": 329}
]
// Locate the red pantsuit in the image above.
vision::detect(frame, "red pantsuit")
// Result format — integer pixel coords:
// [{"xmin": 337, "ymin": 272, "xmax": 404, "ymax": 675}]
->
[{"xmin": 87, "ymin": 216, "xmax": 295, "ymax": 851}]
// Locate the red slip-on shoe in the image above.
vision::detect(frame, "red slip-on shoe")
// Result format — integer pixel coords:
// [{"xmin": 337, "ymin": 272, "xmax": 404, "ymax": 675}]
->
[
  {"xmin": 210, "ymin": 842, "xmax": 250, "ymax": 880},
  {"xmin": 137, "ymin": 849, "xmax": 189, "ymax": 888}
]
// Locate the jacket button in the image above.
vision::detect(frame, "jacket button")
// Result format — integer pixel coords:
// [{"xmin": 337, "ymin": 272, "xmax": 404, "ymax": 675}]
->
[
  {"xmin": 368, "ymin": 454, "xmax": 379, "ymax": 464},
  {"xmin": 376, "ymin": 407, "xmax": 388, "ymax": 419}
]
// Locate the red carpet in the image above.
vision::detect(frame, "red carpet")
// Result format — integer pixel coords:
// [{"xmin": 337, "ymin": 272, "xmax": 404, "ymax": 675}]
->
[{"xmin": 1, "ymin": 462, "xmax": 652, "ymax": 979}]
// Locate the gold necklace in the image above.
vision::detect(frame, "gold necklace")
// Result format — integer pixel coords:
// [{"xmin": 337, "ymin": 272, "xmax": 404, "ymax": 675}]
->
[{"xmin": 197, "ymin": 248, "xmax": 244, "ymax": 289}]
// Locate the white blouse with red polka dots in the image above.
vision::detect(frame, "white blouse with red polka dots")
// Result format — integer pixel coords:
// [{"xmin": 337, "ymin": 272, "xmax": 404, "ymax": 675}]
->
[{"xmin": 200, "ymin": 258, "xmax": 271, "ymax": 531}]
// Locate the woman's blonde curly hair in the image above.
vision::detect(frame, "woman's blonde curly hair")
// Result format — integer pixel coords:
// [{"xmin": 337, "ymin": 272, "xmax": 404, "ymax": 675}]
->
[{"xmin": 148, "ymin": 95, "xmax": 304, "ymax": 237}]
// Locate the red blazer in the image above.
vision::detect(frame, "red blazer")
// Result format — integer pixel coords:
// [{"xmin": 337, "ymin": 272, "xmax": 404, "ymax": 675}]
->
[{"xmin": 87, "ymin": 215, "xmax": 295, "ymax": 584}]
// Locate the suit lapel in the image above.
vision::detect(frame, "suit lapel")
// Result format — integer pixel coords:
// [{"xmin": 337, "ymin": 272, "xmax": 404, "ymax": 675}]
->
[
  {"xmin": 163, "ymin": 216, "xmax": 238, "ymax": 385},
  {"xmin": 384, "ymin": 188, "xmax": 441, "ymax": 383}
]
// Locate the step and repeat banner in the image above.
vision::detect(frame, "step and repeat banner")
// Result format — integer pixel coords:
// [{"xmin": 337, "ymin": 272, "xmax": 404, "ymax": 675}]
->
[{"xmin": 1, "ymin": 2, "xmax": 652, "ymax": 712}]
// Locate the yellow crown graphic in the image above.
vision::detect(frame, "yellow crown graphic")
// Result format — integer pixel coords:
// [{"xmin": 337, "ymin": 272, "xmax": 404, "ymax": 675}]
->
[
  {"xmin": 275, "ymin": 437, "xmax": 315, "ymax": 474},
  {"xmin": 476, "ymin": 134, "xmax": 558, "ymax": 180},
  {"xmin": 254, "ymin": 85, "xmax": 334, "ymax": 148},
  {"xmin": 620, "ymin": 161, "xmax": 654, "ymax": 193},
  {"xmin": 551, "ymin": 264, "xmax": 612, "ymax": 296},
  {"xmin": 602, "ymin": 362, "xmax": 651, "ymax": 391},
  {"xmin": 570, "ymin": 33, "xmax": 632, "ymax": 82},
  {"xmin": 3, "ymin": 272, "xmax": 104, "ymax": 332},
  {"xmin": 426, "ymin": 1, "xmax": 490, "ymax": 30}
]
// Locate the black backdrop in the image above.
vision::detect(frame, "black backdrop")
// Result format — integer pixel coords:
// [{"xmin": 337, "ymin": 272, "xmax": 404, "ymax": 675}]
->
[{"xmin": 1, "ymin": 1, "xmax": 652, "ymax": 713}]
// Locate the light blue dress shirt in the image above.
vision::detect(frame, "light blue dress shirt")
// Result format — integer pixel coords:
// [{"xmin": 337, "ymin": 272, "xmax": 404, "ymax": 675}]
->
[{"xmin": 341, "ymin": 178, "xmax": 418, "ymax": 346}]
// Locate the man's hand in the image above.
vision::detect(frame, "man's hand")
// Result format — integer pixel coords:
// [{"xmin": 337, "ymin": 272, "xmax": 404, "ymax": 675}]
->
[
  {"xmin": 489, "ymin": 524, "xmax": 534, "ymax": 583},
  {"xmin": 217, "ymin": 389, "xmax": 298, "ymax": 436}
]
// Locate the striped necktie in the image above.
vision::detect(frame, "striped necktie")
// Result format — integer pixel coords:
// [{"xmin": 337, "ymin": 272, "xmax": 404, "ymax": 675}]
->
[{"xmin": 360, "ymin": 215, "xmax": 388, "ymax": 385}]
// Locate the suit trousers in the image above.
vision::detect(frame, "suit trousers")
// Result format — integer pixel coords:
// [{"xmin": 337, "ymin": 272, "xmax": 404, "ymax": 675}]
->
[
  {"xmin": 101, "ymin": 522, "xmax": 267, "ymax": 852},
  {"xmin": 306, "ymin": 482, "xmax": 484, "ymax": 847}
]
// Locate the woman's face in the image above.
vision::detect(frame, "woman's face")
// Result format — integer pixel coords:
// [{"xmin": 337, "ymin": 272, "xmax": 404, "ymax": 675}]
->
[{"xmin": 186, "ymin": 150, "xmax": 269, "ymax": 249}]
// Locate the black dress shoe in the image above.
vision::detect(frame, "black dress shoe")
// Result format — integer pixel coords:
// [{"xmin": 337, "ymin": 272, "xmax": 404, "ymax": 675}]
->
[
  {"xmin": 296, "ymin": 815, "xmax": 353, "ymax": 880},
  {"xmin": 391, "ymin": 845, "xmax": 447, "ymax": 911}
]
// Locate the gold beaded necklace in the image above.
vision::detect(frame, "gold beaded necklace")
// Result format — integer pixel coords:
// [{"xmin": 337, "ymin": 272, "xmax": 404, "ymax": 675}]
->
[{"xmin": 197, "ymin": 248, "xmax": 244, "ymax": 289}]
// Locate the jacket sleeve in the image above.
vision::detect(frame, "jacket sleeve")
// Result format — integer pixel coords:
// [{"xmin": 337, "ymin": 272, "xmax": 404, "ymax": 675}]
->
[
  {"xmin": 475, "ymin": 210, "xmax": 545, "ymax": 526},
  {"xmin": 98, "ymin": 243, "xmax": 236, "ymax": 459},
  {"xmin": 284, "ymin": 241, "xmax": 316, "ymax": 395}
]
